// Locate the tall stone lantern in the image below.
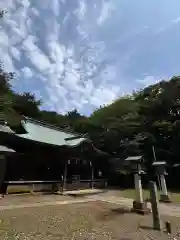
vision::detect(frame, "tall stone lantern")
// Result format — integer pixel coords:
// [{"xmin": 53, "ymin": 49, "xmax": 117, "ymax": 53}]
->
[
  {"xmin": 152, "ymin": 161, "xmax": 171, "ymax": 203},
  {"xmin": 124, "ymin": 156, "xmax": 150, "ymax": 214}
]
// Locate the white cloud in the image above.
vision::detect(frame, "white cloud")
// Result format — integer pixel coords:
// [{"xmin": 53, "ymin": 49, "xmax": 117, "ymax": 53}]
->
[
  {"xmin": 47, "ymin": 41, "xmax": 64, "ymax": 63},
  {"xmin": 172, "ymin": 16, "xmax": 180, "ymax": 24},
  {"xmin": 1, "ymin": 53, "xmax": 15, "ymax": 72},
  {"xmin": 155, "ymin": 15, "xmax": 180, "ymax": 34},
  {"xmin": 45, "ymin": 86, "xmax": 61, "ymax": 104},
  {"xmin": 136, "ymin": 76, "xmax": 160, "ymax": 87},
  {"xmin": 75, "ymin": 1, "xmax": 87, "ymax": 20},
  {"xmin": 21, "ymin": 67, "xmax": 33, "ymax": 78},
  {"xmin": 50, "ymin": 0, "xmax": 60, "ymax": 17},
  {"xmin": 23, "ymin": 35, "xmax": 51, "ymax": 72},
  {"xmin": 90, "ymin": 86, "xmax": 119, "ymax": 107},
  {"xmin": 97, "ymin": 1, "xmax": 114, "ymax": 26},
  {"xmin": 155, "ymin": 26, "xmax": 166, "ymax": 34},
  {"xmin": 0, "ymin": 0, "xmax": 123, "ymax": 115},
  {"xmin": 10, "ymin": 46, "xmax": 21, "ymax": 61},
  {"xmin": 0, "ymin": 31, "xmax": 9, "ymax": 47},
  {"xmin": 31, "ymin": 7, "xmax": 39, "ymax": 16}
]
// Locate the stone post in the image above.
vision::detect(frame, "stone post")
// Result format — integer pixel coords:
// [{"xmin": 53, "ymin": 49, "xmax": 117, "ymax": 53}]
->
[
  {"xmin": 149, "ymin": 181, "xmax": 162, "ymax": 230},
  {"xmin": 160, "ymin": 174, "xmax": 167, "ymax": 195},
  {"xmin": 124, "ymin": 156, "xmax": 150, "ymax": 214},
  {"xmin": 152, "ymin": 161, "xmax": 171, "ymax": 203},
  {"xmin": 132, "ymin": 173, "xmax": 150, "ymax": 214},
  {"xmin": 159, "ymin": 174, "xmax": 171, "ymax": 203},
  {"xmin": 134, "ymin": 173, "xmax": 143, "ymax": 203}
]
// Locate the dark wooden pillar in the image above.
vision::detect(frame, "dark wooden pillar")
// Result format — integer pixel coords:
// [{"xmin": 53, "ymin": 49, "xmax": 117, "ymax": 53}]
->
[
  {"xmin": 90, "ymin": 160, "xmax": 94, "ymax": 189},
  {"xmin": 62, "ymin": 159, "xmax": 68, "ymax": 192},
  {"xmin": 0, "ymin": 154, "xmax": 7, "ymax": 195}
]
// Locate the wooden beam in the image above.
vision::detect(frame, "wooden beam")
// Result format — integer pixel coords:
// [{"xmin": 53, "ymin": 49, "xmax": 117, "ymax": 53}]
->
[
  {"xmin": 90, "ymin": 161, "xmax": 94, "ymax": 189},
  {"xmin": 0, "ymin": 154, "xmax": 7, "ymax": 196}
]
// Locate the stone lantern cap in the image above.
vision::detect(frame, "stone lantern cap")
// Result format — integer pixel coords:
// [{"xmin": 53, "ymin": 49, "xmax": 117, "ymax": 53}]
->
[
  {"xmin": 152, "ymin": 161, "xmax": 167, "ymax": 175},
  {"xmin": 124, "ymin": 156, "xmax": 146, "ymax": 174},
  {"xmin": 152, "ymin": 161, "xmax": 166, "ymax": 167},
  {"xmin": 134, "ymin": 169, "xmax": 146, "ymax": 174},
  {"xmin": 125, "ymin": 156, "xmax": 143, "ymax": 162},
  {"xmin": 172, "ymin": 163, "xmax": 180, "ymax": 168}
]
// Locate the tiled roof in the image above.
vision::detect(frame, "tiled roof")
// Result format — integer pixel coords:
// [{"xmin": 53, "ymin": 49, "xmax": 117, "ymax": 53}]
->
[
  {"xmin": 16, "ymin": 117, "xmax": 88, "ymax": 147},
  {"xmin": 0, "ymin": 124, "xmax": 14, "ymax": 133},
  {"xmin": 0, "ymin": 145, "xmax": 15, "ymax": 153}
]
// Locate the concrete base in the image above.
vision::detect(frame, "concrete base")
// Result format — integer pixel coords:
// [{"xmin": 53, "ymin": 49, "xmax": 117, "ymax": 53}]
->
[
  {"xmin": 159, "ymin": 194, "xmax": 171, "ymax": 203},
  {"xmin": 56, "ymin": 189, "xmax": 105, "ymax": 197},
  {"xmin": 131, "ymin": 201, "xmax": 151, "ymax": 215},
  {"xmin": 54, "ymin": 191, "xmax": 65, "ymax": 195}
]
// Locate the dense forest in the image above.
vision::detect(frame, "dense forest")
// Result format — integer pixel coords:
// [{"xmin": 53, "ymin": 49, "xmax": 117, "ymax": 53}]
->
[{"xmin": 1, "ymin": 10, "xmax": 180, "ymax": 188}]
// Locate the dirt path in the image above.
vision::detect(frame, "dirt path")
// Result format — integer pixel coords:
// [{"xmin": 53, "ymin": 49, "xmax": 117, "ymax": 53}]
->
[
  {"xmin": 0, "ymin": 198, "xmax": 96, "ymax": 211},
  {"xmin": 89, "ymin": 193, "xmax": 180, "ymax": 217},
  {"xmin": 1, "ymin": 192, "xmax": 180, "ymax": 218}
]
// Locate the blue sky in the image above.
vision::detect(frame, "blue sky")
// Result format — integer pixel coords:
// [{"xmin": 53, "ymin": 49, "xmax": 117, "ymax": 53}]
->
[{"xmin": 0, "ymin": 0, "xmax": 180, "ymax": 116}]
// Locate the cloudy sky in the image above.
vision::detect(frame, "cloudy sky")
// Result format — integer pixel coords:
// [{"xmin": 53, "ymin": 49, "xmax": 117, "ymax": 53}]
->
[{"xmin": 0, "ymin": 0, "xmax": 180, "ymax": 115}]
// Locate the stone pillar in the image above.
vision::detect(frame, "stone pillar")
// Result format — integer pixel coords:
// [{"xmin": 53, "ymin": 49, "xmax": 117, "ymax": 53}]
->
[
  {"xmin": 134, "ymin": 173, "xmax": 143, "ymax": 203},
  {"xmin": 132, "ymin": 173, "xmax": 150, "ymax": 214},
  {"xmin": 159, "ymin": 174, "xmax": 171, "ymax": 203},
  {"xmin": 149, "ymin": 181, "xmax": 162, "ymax": 230},
  {"xmin": 160, "ymin": 174, "xmax": 167, "ymax": 195}
]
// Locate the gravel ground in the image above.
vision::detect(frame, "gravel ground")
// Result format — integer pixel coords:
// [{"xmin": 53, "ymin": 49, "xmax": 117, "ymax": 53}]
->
[
  {"xmin": 0, "ymin": 194, "xmax": 74, "ymax": 205},
  {"xmin": 0, "ymin": 201, "xmax": 180, "ymax": 239}
]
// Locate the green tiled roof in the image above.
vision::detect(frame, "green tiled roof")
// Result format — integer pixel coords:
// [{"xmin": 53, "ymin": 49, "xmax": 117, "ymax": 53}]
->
[
  {"xmin": 0, "ymin": 145, "xmax": 15, "ymax": 153},
  {"xmin": 0, "ymin": 124, "xmax": 15, "ymax": 133},
  {"xmin": 0, "ymin": 118, "xmax": 110, "ymax": 156},
  {"xmin": 65, "ymin": 137, "xmax": 89, "ymax": 146},
  {"xmin": 0, "ymin": 117, "xmax": 89, "ymax": 147},
  {"xmin": 17, "ymin": 117, "xmax": 88, "ymax": 147}
]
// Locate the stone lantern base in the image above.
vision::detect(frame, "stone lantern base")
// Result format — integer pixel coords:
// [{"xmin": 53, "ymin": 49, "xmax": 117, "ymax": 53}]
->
[
  {"xmin": 131, "ymin": 201, "xmax": 151, "ymax": 215},
  {"xmin": 159, "ymin": 194, "xmax": 171, "ymax": 203}
]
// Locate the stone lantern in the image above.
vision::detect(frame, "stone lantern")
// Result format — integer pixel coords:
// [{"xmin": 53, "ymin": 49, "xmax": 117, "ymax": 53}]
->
[
  {"xmin": 124, "ymin": 156, "xmax": 150, "ymax": 214},
  {"xmin": 152, "ymin": 161, "xmax": 171, "ymax": 203}
]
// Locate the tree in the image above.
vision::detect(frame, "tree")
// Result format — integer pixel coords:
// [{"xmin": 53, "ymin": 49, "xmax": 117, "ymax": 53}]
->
[
  {"xmin": 0, "ymin": 9, "xmax": 6, "ymax": 19},
  {"xmin": 39, "ymin": 110, "xmax": 67, "ymax": 128},
  {"xmin": 12, "ymin": 92, "xmax": 41, "ymax": 118},
  {"xmin": 0, "ymin": 9, "xmax": 22, "ymax": 126}
]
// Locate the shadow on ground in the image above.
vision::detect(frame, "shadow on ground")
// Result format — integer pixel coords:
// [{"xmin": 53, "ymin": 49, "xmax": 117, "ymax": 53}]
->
[
  {"xmin": 97, "ymin": 207, "xmax": 131, "ymax": 221},
  {"xmin": 139, "ymin": 224, "xmax": 167, "ymax": 234},
  {"xmin": 139, "ymin": 225, "xmax": 154, "ymax": 230},
  {"xmin": 111, "ymin": 207, "xmax": 131, "ymax": 215}
]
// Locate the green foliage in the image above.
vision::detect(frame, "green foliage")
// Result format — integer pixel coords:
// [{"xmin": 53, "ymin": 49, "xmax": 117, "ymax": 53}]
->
[
  {"xmin": 12, "ymin": 92, "xmax": 41, "ymax": 118},
  {"xmin": 0, "ymin": 9, "xmax": 6, "ymax": 19}
]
